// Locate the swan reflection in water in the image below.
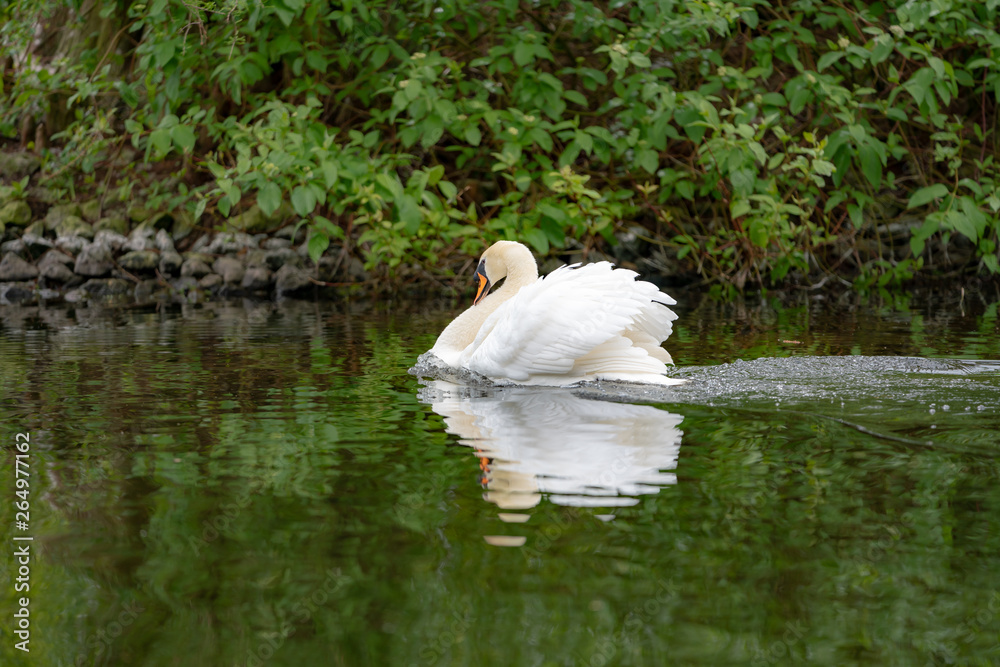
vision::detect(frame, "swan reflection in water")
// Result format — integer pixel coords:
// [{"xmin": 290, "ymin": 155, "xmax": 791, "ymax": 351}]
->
[{"xmin": 419, "ymin": 383, "xmax": 684, "ymax": 517}]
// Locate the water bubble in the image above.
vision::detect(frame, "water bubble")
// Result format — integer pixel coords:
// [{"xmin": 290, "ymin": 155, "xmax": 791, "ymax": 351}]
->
[
  {"xmin": 929, "ymin": 408, "xmax": 935, "ymax": 415},
  {"xmin": 978, "ymin": 405, "xmax": 986, "ymax": 411},
  {"xmin": 942, "ymin": 404, "xmax": 950, "ymax": 411}
]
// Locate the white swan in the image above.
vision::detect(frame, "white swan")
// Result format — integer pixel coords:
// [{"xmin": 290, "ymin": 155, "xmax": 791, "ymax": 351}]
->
[{"xmin": 429, "ymin": 241, "xmax": 683, "ymax": 386}]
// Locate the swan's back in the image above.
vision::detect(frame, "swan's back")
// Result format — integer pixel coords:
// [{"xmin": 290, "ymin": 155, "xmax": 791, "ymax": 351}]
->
[{"xmin": 462, "ymin": 262, "xmax": 680, "ymax": 385}]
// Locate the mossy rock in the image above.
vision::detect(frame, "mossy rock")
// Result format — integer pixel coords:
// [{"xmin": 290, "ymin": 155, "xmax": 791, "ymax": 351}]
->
[
  {"xmin": 80, "ymin": 198, "xmax": 102, "ymax": 222},
  {"xmin": 24, "ymin": 220, "xmax": 46, "ymax": 237},
  {"xmin": 127, "ymin": 204, "xmax": 152, "ymax": 222},
  {"xmin": 0, "ymin": 154, "xmax": 41, "ymax": 179},
  {"xmin": 0, "ymin": 201, "xmax": 32, "ymax": 226},
  {"xmin": 94, "ymin": 214, "xmax": 129, "ymax": 235},
  {"xmin": 55, "ymin": 215, "xmax": 94, "ymax": 240},
  {"xmin": 44, "ymin": 203, "xmax": 83, "ymax": 231},
  {"xmin": 118, "ymin": 250, "xmax": 160, "ymax": 272}
]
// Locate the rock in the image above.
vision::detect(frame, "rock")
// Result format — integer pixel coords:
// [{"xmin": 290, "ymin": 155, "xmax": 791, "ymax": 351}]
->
[
  {"xmin": 212, "ymin": 256, "xmax": 245, "ymax": 284},
  {"xmin": 37, "ymin": 287, "xmax": 62, "ymax": 302},
  {"xmin": 80, "ymin": 278, "xmax": 132, "ymax": 297},
  {"xmin": 318, "ymin": 253, "xmax": 368, "ymax": 282},
  {"xmin": 125, "ymin": 224, "xmax": 156, "ymax": 252},
  {"xmin": 240, "ymin": 266, "xmax": 273, "ymax": 291},
  {"xmin": 0, "ymin": 282, "xmax": 36, "ymax": 304},
  {"xmin": 94, "ymin": 214, "xmax": 128, "ymax": 235},
  {"xmin": 44, "ymin": 203, "xmax": 82, "ymax": 231},
  {"xmin": 0, "ymin": 201, "xmax": 32, "ymax": 226},
  {"xmin": 0, "ymin": 154, "xmax": 41, "ymax": 179},
  {"xmin": 38, "ymin": 255, "xmax": 76, "ymax": 282},
  {"xmin": 23, "ymin": 220, "xmax": 46, "ymax": 237},
  {"xmin": 244, "ymin": 249, "xmax": 267, "ymax": 268},
  {"xmin": 63, "ymin": 288, "xmax": 86, "ymax": 303},
  {"xmin": 154, "ymin": 229, "xmax": 175, "ymax": 252},
  {"xmin": 80, "ymin": 199, "xmax": 102, "ymax": 222},
  {"xmin": 0, "ymin": 253, "xmax": 38, "ymax": 281},
  {"xmin": 182, "ymin": 251, "xmax": 214, "ymax": 265},
  {"xmin": 159, "ymin": 250, "xmax": 183, "ymax": 275},
  {"xmin": 206, "ymin": 231, "xmax": 256, "ymax": 254},
  {"xmin": 22, "ymin": 233, "xmax": 52, "ymax": 256},
  {"xmin": 275, "ymin": 224, "xmax": 307, "ymax": 243},
  {"xmin": 118, "ymin": 250, "xmax": 160, "ymax": 272},
  {"xmin": 275, "ymin": 264, "xmax": 312, "ymax": 294},
  {"xmin": 74, "ymin": 243, "xmax": 113, "ymax": 277},
  {"xmin": 27, "ymin": 186, "xmax": 57, "ymax": 204},
  {"xmin": 190, "ymin": 233, "xmax": 212, "ymax": 253},
  {"xmin": 170, "ymin": 276, "xmax": 200, "ymax": 292},
  {"xmin": 1, "ymin": 240, "xmax": 25, "ymax": 256},
  {"xmin": 55, "ymin": 215, "xmax": 94, "ymax": 240},
  {"xmin": 93, "ymin": 230, "xmax": 129, "ymax": 253},
  {"xmin": 261, "ymin": 237, "xmax": 291, "ymax": 250},
  {"xmin": 264, "ymin": 248, "xmax": 301, "ymax": 271},
  {"xmin": 55, "ymin": 236, "xmax": 89, "ymax": 254},
  {"xmin": 199, "ymin": 273, "xmax": 223, "ymax": 289},
  {"xmin": 40, "ymin": 249, "xmax": 73, "ymax": 265},
  {"xmin": 180, "ymin": 258, "xmax": 212, "ymax": 278}
]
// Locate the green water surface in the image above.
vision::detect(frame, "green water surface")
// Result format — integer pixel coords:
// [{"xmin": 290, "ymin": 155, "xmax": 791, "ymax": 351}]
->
[{"xmin": 1, "ymin": 287, "xmax": 999, "ymax": 667}]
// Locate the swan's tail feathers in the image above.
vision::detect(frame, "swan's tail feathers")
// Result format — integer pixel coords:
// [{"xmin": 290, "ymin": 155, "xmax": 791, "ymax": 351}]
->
[{"xmin": 571, "ymin": 336, "xmax": 671, "ymax": 377}]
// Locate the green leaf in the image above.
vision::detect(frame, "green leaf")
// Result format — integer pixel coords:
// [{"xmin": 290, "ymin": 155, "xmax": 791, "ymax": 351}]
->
[
  {"xmin": 524, "ymin": 228, "xmax": 549, "ymax": 255},
  {"xmin": 908, "ymin": 184, "xmax": 949, "ymax": 209},
  {"xmin": 529, "ymin": 127, "xmax": 552, "ymax": 152},
  {"xmin": 749, "ymin": 219, "xmax": 770, "ymax": 248},
  {"xmin": 291, "ymin": 186, "xmax": 317, "ymax": 217},
  {"xmin": 257, "ymin": 182, "xmax": 282, "ymax": 217},
  {"xmin": 464, "ymin": 125, "xmax": 481, "ymax": 146},
  {"xmin": 321, "ymin": 161, "xmax": 339, "ymax": 189},
  {"xmin": 629, "ymin": 52, "xmax": 651, "ymax": 68},
  {"xmin": 397, "ymin": 193, "xmax": 422, "ymax": 234},
  {"xmin": 116, "ymin": 82, "xmax": 139, "ymax": 108},
  {"xmin": 870, "ymin": 36, "xmax": 894, "ymax": 64},
  {"xmin": 370, "ymin": 45, "xmax": 390, "ymax": 70},
  {"xmin": 945, "ymin": 210, "xmax": 977, "ymax": 243},
  {"xmin": 564, "ymin": 90, "xmax": 588, "ymax": 106},
  {"xmin": 170, "ymin": 124, "xmax": 196, "ymax": 153},
  {"xmin": 731, "ymin": 199, "xmax": 751, "ymax": 218},
  {"xmin": 514, "ymin": 41, "xmax": 534, "ymax": 67},
  {"xmin": 439, "ymin": 181, "xmax": 457, "ymax": 200},
  {"xmin": 308, "ymin": 230, "xmax": 330, "ymax": 264},
  {"xmin": 637, "ymin": 148, "xmax": 658, "ymax": 174},
  {"xmin": 730, "ymin": 168, "xmax": 756, "ymax": 197},
  {"xmin": 817, "ymin": 51, "xmax": 844, "ymax": 71},
  {"xmin": 538, "ymin": 202, "xmax": 567, "ymax": 222},
  {"xmin": 858, "ymin": 144, "xmax": 882, "ymax": 189}
]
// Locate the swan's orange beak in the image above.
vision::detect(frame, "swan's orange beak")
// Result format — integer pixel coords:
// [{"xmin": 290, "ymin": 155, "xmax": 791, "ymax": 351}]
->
[{"xmin": 473, "ymin": 262, "xmax": 491, "ymax": 305}]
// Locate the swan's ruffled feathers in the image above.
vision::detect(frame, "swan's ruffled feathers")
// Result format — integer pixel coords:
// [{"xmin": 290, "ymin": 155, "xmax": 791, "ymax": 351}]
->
[{"xmin": 462, "ymin": 262, "xmax": 678, "ymax": 383}]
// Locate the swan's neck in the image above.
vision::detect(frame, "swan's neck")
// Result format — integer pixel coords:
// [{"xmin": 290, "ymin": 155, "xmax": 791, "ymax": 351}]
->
[{"xmin": 431, "ymin": 262, "xmax": 537, "ymax": 362}]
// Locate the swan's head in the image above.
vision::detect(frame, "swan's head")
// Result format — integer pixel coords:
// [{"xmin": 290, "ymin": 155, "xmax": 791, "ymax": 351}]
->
[{"xmin": 473, "ymin": 241, "xmax": 536, "ymax": 305}]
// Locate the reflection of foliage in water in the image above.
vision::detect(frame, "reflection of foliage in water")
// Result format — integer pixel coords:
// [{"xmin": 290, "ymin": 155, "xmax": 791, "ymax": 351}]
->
[{"xmin": 0, "ymin": 291, "xmax": 996, "ymax": 666}]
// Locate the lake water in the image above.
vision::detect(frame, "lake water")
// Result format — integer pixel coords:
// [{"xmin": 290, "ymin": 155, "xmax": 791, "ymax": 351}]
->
[{"xmin": 1, "ymin": 285, "xmax": 999, "ymax": 666}]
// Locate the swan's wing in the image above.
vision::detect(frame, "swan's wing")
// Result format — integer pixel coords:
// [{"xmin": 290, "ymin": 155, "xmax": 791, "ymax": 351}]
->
[{"xmin": 464, "ymin": 262, "xmax": 676, "ymax": 381}]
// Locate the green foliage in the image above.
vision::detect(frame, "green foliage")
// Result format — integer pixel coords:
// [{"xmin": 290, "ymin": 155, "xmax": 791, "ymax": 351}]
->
[{"xmin": 2, "ymin": 0, "xmax": 1000, "ymax": 290}]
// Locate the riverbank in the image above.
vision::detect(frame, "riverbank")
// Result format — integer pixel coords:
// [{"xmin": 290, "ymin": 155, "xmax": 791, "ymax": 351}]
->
[{"xmin": 2, "ymin": 146, "xmax": 998, "ymax": 309}]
